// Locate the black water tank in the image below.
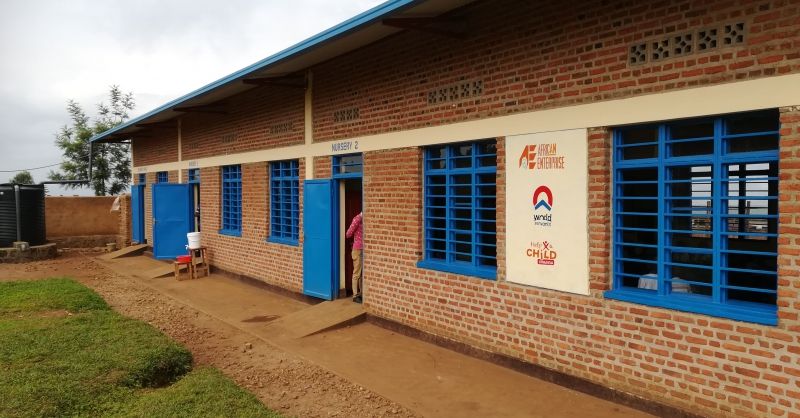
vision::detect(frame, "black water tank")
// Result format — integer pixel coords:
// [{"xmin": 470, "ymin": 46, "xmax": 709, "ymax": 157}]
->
[{"xmin": 0, "ymin": 184, "xmax": 46, "ymax": 247}]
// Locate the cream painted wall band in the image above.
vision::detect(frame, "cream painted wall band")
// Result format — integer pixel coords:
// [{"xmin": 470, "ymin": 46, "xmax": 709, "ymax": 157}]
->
[{"xmin": 133, "ymin": 74, "xmax": 800, "ymax": 174}]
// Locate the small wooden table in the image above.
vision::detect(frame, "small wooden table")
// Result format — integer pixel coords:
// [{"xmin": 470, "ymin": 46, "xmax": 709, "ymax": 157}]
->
[
  {"xmin": 174, "ymin": 258, "xmax": 192, "ymax": 281},
  {"xmin": 189, "ymin": 246, "xmax": 209, "ymax": 278}
]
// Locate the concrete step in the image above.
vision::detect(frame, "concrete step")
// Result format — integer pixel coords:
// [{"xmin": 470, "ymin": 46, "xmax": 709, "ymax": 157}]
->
[
  {"xmin": 265, "ymin": 298, "xmax": 365, "ymax": 340},
  {"xmin": 100, "ymin": 244, "xmax": 148, "ymax": 260}
]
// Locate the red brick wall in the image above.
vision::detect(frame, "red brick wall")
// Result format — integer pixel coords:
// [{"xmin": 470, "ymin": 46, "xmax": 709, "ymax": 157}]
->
[
  {"xmin": 362, "ymin": 121, "xmax": 800, "ymax": 417},
  {"xmin": 779, "ymin": 106, "xmax": 800, "ymax": 327},
  {"xmin": 198, "ymin": 162, "xmax": 305, "ymax": 292},
  {"xmin": 143, "ymin": 172, "xmax": 153, "ymax": 244},
  {"xmin": 132, "ymin": 128, "xmax": 178, "ymax": 166},
  {"xmin": 117, "ymin": 194, "xmax": 131, "ymax": 249},
  {"xmin": 181, "ymin": 86, "xmax": 305, "ymax": 160},
  {"xmin": 313, "ymin": 156, "xmax": 331, "ymax": 179},
  {"xmin": 312, "ymin": 0, "xmax": 800, "ymax": 142}
]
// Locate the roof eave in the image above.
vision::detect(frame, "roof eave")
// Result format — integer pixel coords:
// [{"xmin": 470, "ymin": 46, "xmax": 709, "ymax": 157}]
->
[{"xmin": 90, "ymin": 0, "xmax": 422, "ymax": 143}]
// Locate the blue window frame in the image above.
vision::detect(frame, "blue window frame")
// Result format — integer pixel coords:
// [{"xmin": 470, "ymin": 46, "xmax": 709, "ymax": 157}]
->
[
  {"xmin": 606, "ymin": 110, "xmax": 780, "ymax": 325},
  {"xmin": 138, "ymin": 173, "xmax": 146, "ymax": 184},
  {"xmin": 156, "ymin": 171, "xmax": 168, "ymax": 183},
  {"xmin": 268, "ymin": 160, "xmax": 299, "ymax": 245},
  {"xmin": 417, "ymin": 140, "xmax": 497, "ymax": 279},
  {"xmin": 187, "ymin": 168, "xmax": 200, "ymax": 183},
  {"xmin": 220, "ymin": 165, "xmax": 242, "ymax": 236},
  {"xmin": 333, "ymin": 154, "xmax": 362, "ymax": 178}
]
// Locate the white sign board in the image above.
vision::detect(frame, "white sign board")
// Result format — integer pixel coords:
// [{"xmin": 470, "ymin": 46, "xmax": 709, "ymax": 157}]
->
[{"xmin": 505, "ymin": 129, "xmax": 590, "ymax": 295}]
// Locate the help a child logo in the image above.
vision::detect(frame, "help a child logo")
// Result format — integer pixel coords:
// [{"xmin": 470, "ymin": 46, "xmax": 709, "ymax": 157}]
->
[
  {"xmin": 525, "ymin": 241, "xmax": 557, "ymax": 266},
  {"xmin": 532, "ymin": 185, "xmax": 553, "ymax": 227}
]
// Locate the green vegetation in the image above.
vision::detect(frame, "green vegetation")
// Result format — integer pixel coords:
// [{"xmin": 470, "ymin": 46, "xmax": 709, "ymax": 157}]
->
[{"xmin": 0, "ymin": 278, "xmax": 280, "ymax": 417}]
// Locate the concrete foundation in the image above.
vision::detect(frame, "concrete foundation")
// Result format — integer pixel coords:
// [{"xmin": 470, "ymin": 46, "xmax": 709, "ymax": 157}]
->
[{"xmin": 0, "ymin": 243, "xmax": 57, "ymax": 263}]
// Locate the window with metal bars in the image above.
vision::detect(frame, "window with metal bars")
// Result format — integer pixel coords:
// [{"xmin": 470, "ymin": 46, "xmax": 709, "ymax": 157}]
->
[
  {"xmin": 187, "ymin": 168, "xmax": 200, "ymax": 183},
  {"xmin": 606, "ymin": 110, "xmax": 779, "ymax": 325},
  {"xmin": 418, "ymin": 140, "xmax": 497, "ymax": 279},
  {"xmin": 220, "ymin": 165, "xmax": 242, "ymax": 236},
  {"xmin": 138, "ymin": 173, "xmax": 146, "ymax": 184},
  {"xmin": 156, "ymin": 171, "xmax": 168, "ymax": 183},
  {"xmin": 268, "ymin": 160, "xmax": 299, "ymax": 245}
]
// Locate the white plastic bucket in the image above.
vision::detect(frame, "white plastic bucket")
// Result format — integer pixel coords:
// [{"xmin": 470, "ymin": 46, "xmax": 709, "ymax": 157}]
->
[{"xmin": 187, "ymin": 232, "xmax": 202, "ymax": 249}]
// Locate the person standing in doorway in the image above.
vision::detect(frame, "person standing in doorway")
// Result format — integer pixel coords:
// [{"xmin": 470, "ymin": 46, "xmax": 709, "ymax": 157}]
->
[{"xmin": 346, "ymin": 211, "xmax": 363, "ymax": 303}]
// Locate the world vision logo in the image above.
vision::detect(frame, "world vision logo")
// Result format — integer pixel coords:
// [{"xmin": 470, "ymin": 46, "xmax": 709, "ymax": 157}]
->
[
  {"xmin": 532, "ymin": 185, "xmax": 553, "ymax": 227},
  {"xmin": 518, "ymin": 143, "xmax": 565, "ymax": 171}
]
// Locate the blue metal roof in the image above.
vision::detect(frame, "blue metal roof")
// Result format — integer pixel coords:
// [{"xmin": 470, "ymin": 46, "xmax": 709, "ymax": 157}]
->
[{"xmin": 91, "ymin": 0, "xmax": 422, "ymax": 142}]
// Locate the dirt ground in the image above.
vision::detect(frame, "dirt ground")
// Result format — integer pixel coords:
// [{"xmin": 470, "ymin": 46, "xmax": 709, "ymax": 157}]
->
[{"xmin": 0, "ymin": 251, "xmax": 416, "ymax": 418}]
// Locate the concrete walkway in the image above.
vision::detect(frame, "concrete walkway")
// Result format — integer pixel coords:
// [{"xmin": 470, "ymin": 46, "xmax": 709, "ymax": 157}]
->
[{"xmin": 98, "ymin": 255, "xmax": 652, "ymax": 418}]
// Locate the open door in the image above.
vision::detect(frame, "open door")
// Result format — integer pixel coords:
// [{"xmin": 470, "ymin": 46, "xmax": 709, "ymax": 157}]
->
[
  {"xmin": 152, "ymin": 183, "xmax": 194, "ymax": 259},
  {"xmin": 341, "ymin": 179, "xmax": 362, "ymax": 296},
  {"xmin": 131, "ymin": 184, "xmax": 145, "ymax": 244},
  {"xmin": 303, "ymin": 179, "xmax": 336, "ymax": 300}
]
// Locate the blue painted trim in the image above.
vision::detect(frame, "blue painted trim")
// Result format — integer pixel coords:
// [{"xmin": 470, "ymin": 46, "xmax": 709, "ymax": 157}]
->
[
  {"xmin": 218, "ymin": 229, "xmax": 242, "ymax": 237},
  {"xmin": 187, "ymin": 168, "xmax": 200, "ymax": 183},
  {"xmin": 612, "ymin": 110, "xmax": 780, "ymax": 324},
  {"xmin": 270, "ymin": 160, "xmax": 300, "ymax": 241},
  {"xmin": 417, "ymin": 260, "xmax": 497, "ymax": 280},
  {"xmin": 157, "ymin": 171, "xmax": 168, "ymax": 183},
  {"xmin": 90, "ymin": 0, "xmax": 419, "ymax": 143},
  {"xmin": 422, "ymin": 140, "xmax": 498, "ymax": 278},
  {"xmin": 333, "ymin": 153, "xmax": 364, "ymax": 178},
  {"xmin": 604, "ymin": 289, "xmax": 777, "ymax": 326},
  {"xmin": 332, "ymin": 172, "xmax": 363, "ymax": 179},
  {"xmin": 266, "ymin": 236, "xmax": 299, "ymax": 246},
  {"xmin": 221, "ymin": 165, "xmax": 242, "ymax": 234}
]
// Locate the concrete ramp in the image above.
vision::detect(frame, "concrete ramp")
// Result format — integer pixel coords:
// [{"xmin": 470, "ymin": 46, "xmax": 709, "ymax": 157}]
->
[
  {"xmin": 144, "ymin": 263, "xmax": 185, "ymax": 279},
  {"xmin": 100, "ymin": 244, "xmax": 148, "ymax": 260},
  {"xmin": 265, "ymin": 298, "xmax": 365, "ymax": 340}
]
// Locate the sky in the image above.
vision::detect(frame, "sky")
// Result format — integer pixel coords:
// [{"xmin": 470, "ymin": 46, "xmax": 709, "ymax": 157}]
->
[{"xmin": 0, "ymin": 0, "xmax": 383, "ymax": 195}]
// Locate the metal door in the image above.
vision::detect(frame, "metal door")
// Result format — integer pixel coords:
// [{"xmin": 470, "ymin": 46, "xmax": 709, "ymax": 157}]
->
[
  {"xmin": 303, "ymin": 179, "xmax": 336, "ymax": 300},
  {"xmin": 131, "ymin": 184, "xmax": 145, "ymax": 243},
  {"xmin": 152, "ymin": 183, "xmax": 194, "ymax": 259}
]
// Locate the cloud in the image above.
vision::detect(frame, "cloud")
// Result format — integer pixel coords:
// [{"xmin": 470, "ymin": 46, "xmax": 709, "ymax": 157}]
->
[{"xmin": 0, "ymin": 0, "xmax": 382, "ymax": 194}]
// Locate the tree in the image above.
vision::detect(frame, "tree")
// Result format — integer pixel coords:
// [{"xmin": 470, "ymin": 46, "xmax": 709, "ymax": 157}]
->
[
  {"xmin": 49, "ymin": 86, "xmax": 134, "ymax": 196},
  {"xmin": 8, "ymin": 170, "xmax": 34, "ymax": 185}
]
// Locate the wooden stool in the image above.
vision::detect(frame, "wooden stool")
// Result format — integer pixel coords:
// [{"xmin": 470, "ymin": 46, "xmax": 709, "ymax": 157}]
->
[
  {"xmin": 174, "ymin": 258, "xmax": 192, "ymax": 281},
  {"xmin": 190, "ymin": 246, "xmax": 209, "ymax": 278}
]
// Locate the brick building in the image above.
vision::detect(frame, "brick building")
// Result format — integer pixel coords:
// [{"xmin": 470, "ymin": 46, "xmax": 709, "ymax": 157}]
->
[{"xmin": 93, "ymin": 0, "xmax": 800, "ymax": 416}]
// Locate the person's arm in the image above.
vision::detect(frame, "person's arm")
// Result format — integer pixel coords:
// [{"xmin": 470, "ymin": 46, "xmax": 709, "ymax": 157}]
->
[{"xmin": 346, "ymin": 214, "xmax": 362, "ymax": 238}]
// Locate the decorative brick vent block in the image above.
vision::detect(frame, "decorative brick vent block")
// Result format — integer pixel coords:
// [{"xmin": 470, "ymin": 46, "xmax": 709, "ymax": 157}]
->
[
  {"xmin": 697, "ymin": 28, "xmax": 719, "ymax": 51},
  {"xmin": 269, "ymin": 122, "xmax": 293, "ymax": 134},
  {"xmin": 333, "ymin": 107, "xmax": 360, "ymax": 123},
  {"xmin": 221, "ymin": 133, "xmax": 237, "ymax": 144},
  {"xmin": 724, "ymin": 22, "xmax": 746, "ymax": 46},
  {"xmin": 427, "ymin": 80, "xmax": 483, "ymax": 105},
  {"xmin": 629, "ymin": 21, "xmax": 746, "ymax": 66},
  {"xmin": 629, "ymin": 43, "xmax": 647, "ymax": 65}
]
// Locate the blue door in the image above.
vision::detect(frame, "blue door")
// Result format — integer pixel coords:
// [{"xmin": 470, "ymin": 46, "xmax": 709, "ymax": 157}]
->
[
  {"xmin": 131, "ymin": 184, "xmax": 145, "ymax": 243},
  {"xmin": 152, "ymin": 183, "xmax": 194, "ymax": 259},
  {"xmin": 303, "ymin": 179, "xmax": 336, "ymax": 300}
]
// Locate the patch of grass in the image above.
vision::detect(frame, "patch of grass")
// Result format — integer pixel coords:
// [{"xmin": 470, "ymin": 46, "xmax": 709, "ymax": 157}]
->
[
  {"xmin": 0, "ymin": 279, "xmax": 279, "ymax": 417},
  {"xmin": 125, "ymin": 367, "xmax": 281, "ymax": 418},
  {"xmin": 0, "ymin": 278, "xmax": 108, "ymax": 314}
]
